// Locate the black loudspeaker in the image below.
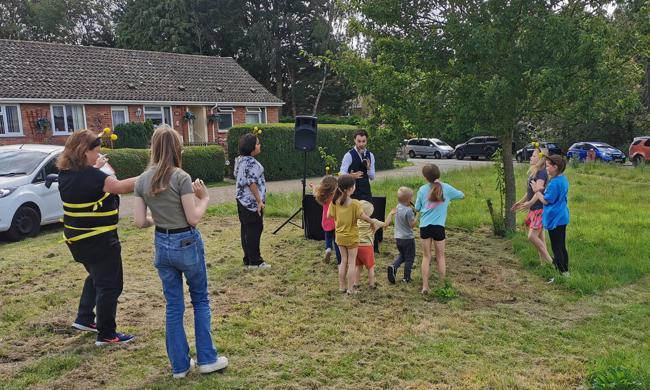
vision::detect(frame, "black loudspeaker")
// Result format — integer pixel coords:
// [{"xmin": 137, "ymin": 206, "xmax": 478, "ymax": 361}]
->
[{"xmin": 294, "ymin": 116, "xmax": 317, "ymax": 151}]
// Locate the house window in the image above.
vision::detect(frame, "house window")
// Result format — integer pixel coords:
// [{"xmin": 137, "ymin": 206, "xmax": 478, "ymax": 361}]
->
[
  {"xmin": 217, "ymin": 107, "xmax": 234, "ymax": 131},
  {"xmin": 111, "ymin": 106, "xmax": 129, "ymax": 127},
  {"xmin": 51, "ymin": 105, "xmax": 85, "ymax": 135},
  {"xmin": 144, "ymin": 106, "xmax": 172, "ymax": 127},
  {"xmin": 245, "ymin": 107, "xmax": 266, "ymax": 124},
  {"xmin": 0, "ymin": 105, "xmax": 23, "ymax": 136}
]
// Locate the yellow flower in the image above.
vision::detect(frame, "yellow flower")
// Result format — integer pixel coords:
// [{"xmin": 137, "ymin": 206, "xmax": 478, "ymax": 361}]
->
[
  {"xmin": 103, "ymin": 127, "xmax": 111, "ymax": 134},
  {"xmin": 110, "ymin": 134, "xmax": 118, "ymax": 141}
]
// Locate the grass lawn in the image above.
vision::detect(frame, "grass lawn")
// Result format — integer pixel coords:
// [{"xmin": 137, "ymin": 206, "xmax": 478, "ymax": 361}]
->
[{"xmin": 0, "ymin": 163, "xmax": 648, "ymax": 388}]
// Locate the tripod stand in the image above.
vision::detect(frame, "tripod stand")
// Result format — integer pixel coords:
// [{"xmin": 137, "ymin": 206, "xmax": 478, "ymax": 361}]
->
[{"xmin": 273, "ymin": 151, "xmax": 308, "ymax": 235}]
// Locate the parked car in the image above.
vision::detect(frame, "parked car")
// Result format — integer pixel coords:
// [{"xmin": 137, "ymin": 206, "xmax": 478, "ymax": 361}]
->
[
  {"xmin": 629, "ymin": 136, "xmax": 650, "ymax": 166},
  {"xmin": 515, "ymin": 142, "xmax": 563, "ymax": 162},
  {"xmin": 0, "ymin": 144, "xmax": 63, "ymax": 241},
  {"xmin": 454, "ymin": 136, "xmax": 501, "ymax": 160},
  {"xmin": 404, "ymin": 138, "xmax": 454, "ymax": 159},
  {"xmin": 566, "ymin": 142, "xmax": 626, "ymax": 163}
]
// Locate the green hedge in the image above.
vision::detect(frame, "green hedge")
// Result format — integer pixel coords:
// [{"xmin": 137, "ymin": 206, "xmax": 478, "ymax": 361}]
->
[
  {"xmin": 279, "ymin": 115, "xmax": 362, "ymax": 125},
  {"xmin": 113, "ymin": 121, "xmax": 155, "ymax": 149},
  {"xmin": 226, "ymin": 123, "xmax": 395, "ymax": 181},
  {"xmin": 102, "ymin": 145, "xmax": 225, "ymax": 182}
]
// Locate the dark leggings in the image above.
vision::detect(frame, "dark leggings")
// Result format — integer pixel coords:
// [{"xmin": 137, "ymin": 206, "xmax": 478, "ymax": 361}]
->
[
  {"xmin": 237, "ymin": 200, "xmax": 264, "ymax": 266},
  {"xmin": 548, "ymin": 225, "xmax": 569, "ymax": 273}
]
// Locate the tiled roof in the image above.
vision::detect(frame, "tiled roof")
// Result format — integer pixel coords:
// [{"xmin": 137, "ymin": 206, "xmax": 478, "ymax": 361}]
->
[{"xmin": 0, "ymin": 39, "xmax": 283, "ymax": 105}]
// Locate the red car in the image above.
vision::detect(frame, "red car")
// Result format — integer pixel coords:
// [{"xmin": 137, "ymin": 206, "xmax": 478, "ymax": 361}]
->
[{"xmin": 629, "ymin": 136, "xmax": 650, "ymax": 166}]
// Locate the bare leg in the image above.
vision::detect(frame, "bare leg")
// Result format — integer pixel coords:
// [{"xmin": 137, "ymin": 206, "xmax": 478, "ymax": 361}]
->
[
  {"xmin": 421, "ymin": 238, "xmax": 432, "ymax": 293},
  {"xmin": 528, "ymin": 228, "xmax": 553, "ymax": 264},
  {"xmin": 433, "ymin": 239, "xmax": 446, "ymax": 282},
  {"xmin": 368, "ymin": 266, "xmax": 375, "ymax": 287},
  {"xmin": 355, "ymin": 265, "xmax": 362, "ymax": 287},
  {"xmin": 346, "ymin": 247, "xmax": 359, "ymax": 293},
  {"xmin": 338, "ymin": 246, "xmax": 349, "ymax": 291}
]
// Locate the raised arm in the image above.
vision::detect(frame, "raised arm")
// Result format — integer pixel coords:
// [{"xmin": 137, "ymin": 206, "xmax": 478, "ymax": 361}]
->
[
  {"xmin": 103, "ymin": 175, "xmax": 137, "ymax": 194},
  {"xmin": 181, "ymin": 179, "xmax": 210, "ymax": 226}
]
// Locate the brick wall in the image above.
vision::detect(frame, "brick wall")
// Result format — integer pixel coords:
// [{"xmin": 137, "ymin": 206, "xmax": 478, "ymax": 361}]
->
[
  {"xmin": 84, "ymin": 105, "xmax": 112, "ymax": 132},
  {"xmin": 266, "ymin": 106, "xmax": 279, "ymax": 123}
]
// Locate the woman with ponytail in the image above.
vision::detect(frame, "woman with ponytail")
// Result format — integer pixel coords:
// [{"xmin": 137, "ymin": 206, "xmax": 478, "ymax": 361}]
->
[{"xmin": 415, "ymin": 164, "xmax": 464, "ymax": 294}]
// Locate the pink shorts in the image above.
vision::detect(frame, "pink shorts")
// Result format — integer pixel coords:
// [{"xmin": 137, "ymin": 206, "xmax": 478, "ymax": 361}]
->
[{"xmin": 525, "ymin": 209, "xmax": 543, "ymax": 230}]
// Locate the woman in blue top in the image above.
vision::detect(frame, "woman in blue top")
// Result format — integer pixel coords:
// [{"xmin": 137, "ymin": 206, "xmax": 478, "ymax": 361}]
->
[
  {"xmin": 415, "ymin": 164, "xmax": 465, "ymax": 294},
  {"xmin": 525, "ymin": 155, "xmax": 570, "ymax": 281}
]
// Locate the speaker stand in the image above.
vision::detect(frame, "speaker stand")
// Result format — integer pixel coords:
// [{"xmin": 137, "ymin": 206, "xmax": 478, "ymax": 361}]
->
[{"xmin": 273, "ymin": 151, "xmax": 307, "ymax": 235}]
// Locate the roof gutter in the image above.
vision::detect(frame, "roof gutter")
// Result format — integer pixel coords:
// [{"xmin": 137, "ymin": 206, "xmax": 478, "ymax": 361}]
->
[{"xmin": 0, "ymin": 98, "xmax": 284, "ymax": 106}]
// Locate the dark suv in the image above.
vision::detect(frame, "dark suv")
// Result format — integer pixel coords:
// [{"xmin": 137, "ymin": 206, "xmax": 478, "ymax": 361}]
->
[{"xmin": 454, "ymin": 136, "xmax": 501, "ymax": 160}]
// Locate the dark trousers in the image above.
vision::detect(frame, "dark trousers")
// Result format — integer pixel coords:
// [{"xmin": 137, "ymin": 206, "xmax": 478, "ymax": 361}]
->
[
  {"xmin": 392, "ymin": 238, "xmax": 416, "ymax": 281},
  {"xmin": 548, "ymin": 225, "xmax": 569, "ymax": 273},
  {"xmin": 324, "ymin": 230, "xmax": 342, "ymax": 265},
  {"xmin": 75, "ymin": 244, "xmax": 123, "ymax": 339},
  {"xmin": 237, "ymin": 201, "xmax": 264, "ymax": 266}
]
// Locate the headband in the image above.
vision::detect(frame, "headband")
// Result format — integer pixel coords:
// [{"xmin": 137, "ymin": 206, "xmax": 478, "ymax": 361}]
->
[{"xmin": 89, "ymin": 137, "xmax": 101, "ymax": 149}]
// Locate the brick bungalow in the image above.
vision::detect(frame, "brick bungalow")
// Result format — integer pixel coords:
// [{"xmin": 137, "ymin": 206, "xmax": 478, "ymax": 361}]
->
[{"xmin": 0, "ymin": 39, "xmax": 283, "ymax": 146}]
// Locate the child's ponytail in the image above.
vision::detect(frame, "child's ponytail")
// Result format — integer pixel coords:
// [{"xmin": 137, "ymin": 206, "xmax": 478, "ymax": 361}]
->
[{"xmin": 428, "ymin": 182, "xmax": 445, "ymax": 202}]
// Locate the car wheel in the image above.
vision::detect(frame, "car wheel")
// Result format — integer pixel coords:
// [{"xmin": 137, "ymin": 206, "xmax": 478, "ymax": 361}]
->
[
  {"xmin": 434, "ymin": 151, "xmax": 441, "ymax": 159},
  {"xmin": 6, "ymin": 205, "xmax": 40, "ymax": 241},
  {"xmin": 471, "ymin": 156, "xmax": 479, "ymax": 160},
  {"xmin": 633, "ymin": 155, "xmax": 644, "ymax": 167},
  {"xmin": 516, "ymin": 153, "xmax": 524, "ymax": 163},
  {"xmin": 408, "ymin": 150, "xmax": 416, "ymax": 158},
  {"xmin": 455, "ymin": 150, "xmax": 464, "ymax": 160}
]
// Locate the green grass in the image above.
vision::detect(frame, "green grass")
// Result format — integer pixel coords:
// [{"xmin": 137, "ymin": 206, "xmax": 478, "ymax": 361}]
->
[{"xmin": 0, "ymin": 163, "xmax": 648, "ymax": 388}]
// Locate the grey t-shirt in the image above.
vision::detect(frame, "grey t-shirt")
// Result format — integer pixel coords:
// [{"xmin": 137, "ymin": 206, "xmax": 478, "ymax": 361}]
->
[
  {"xmin": 134, "ymin": 167, "xmax": 194, "ymax": 229},
  {"xmin": 394, "ymin": 203, "xmax": 415, "ymax": 239}
]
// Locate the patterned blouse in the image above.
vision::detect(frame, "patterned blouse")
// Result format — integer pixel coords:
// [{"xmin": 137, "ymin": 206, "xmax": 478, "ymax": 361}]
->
[{"xmin": 235, "ymin": 156, "xmax": 266, "ymax": 212}]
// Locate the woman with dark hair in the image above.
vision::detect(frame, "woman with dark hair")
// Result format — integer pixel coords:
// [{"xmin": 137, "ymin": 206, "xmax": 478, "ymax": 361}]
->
[
  {"xmin": 525, "ymin": 155, "xmax": 570, "ymax": 282},
  {"xmin": 57, "ymin": 129, "xmax": 138, "ymax": 345},
  {"xmin": 234, "ymin": 133, "xmax": 270, "ymax": 269}
]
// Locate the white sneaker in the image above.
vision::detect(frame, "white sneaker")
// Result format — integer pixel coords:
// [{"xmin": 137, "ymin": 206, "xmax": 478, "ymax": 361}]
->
[
  {"xmin": 172, "ymin": 358, "xmax": 195, "ymax": 379},
  {"xmin": 547, "ymin": 277, "xmax": 555, "ymax": 284},
  {"xmin": 562, "ymin": 272, "xmax": 570, "ymax": 278},
  {"xmin": 324, "ymin": 248, "xmax": 332, "ymax": 262},
  {"xmin": 248, "ymin": 262, "xmax": 271, "ymax": 269},
  {"xmin": 198, "ymin": 356, "xmax": 228, "ymax": 374}
]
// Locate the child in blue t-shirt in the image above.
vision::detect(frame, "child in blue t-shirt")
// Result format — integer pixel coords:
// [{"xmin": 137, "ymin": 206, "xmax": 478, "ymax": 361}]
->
[
  {"xmin": 526, "ymin": 155, "xmax": 570, "ymax": 282},
  {"xmin": 415, "ymin": 164, "xmax": 464, "ymax": 294}
]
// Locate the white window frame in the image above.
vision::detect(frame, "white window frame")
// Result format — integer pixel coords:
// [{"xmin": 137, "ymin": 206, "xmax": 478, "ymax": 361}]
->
[
  {"xmin": 50, "ymin": 104, "xmax": 87, "ymax": 136},
  {"xmin": 110, "ymin": 106, "xmax": 130, "ymax": 127},
  {"xmin": 216, "ymin": 107, "xmax": 235, "ymax": 132},
  {"xmin": 0, "ymin": 104, "xmax": 24, "ymax": 137},
  {"xmin": 143, "ymin": 106, "xmax": 173, "ymax": 127},
  {"xmin": 245, "ymin": 107, "xmax": 266, "ymax": 124}
]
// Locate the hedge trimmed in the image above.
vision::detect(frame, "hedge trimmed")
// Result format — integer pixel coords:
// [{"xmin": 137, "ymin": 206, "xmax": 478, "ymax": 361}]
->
[
  {"xmin": 102, "ymin": 145, "xmax": 225, "ymax": 182},
  {"xmin": 226, "ymin": 123, "xmax": 395, "ymax": 181},
  {"xmin": 113, "ymin": 121, "xmax": 155, "ymax": 149}
]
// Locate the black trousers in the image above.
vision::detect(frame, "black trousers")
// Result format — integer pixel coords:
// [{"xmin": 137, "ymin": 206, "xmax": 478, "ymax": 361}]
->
[
  {"xmin": 75, "ymin": 243, "xmax": 123, "ymax": 339},
  {"xmin": 237, "ymin": 201, "xmax": 264, "ymax": 266},
  {"xmin": 548, "ymin": 225, "xmax": 569, "ymax": 273},
  {"xmin": 392, "ymin": 238, "xmax": 416, "ymax": 281}
]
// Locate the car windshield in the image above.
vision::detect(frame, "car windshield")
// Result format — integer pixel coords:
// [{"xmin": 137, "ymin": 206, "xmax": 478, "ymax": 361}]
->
[
  {"xmin": 593, "ymin": 143, "xmax": 615, "ymax": 149},
  {"xmin": 0, "ymin": 150, "xmax": 48, "ymax": 176}
]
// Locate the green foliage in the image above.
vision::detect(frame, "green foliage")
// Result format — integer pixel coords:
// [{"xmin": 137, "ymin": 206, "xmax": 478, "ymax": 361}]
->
[
  {"xmin": 588, "ymin": 366, "xmax": 645, "ymax": 390},
  {"xmin": 226, "ymin": 123, "xmax": 395, "ymax": 181},
  {"xmin": 102, "ymin": 148, "xmax": 149, "ymax": 180},
  {"xmin": 112, "ymin": 121, "xmax": 154, "ymax": 149},
  {"xmin": 102, "ymin": 145, "xmax": 225, "ymax": 182},
  {"xmin": 181, "ymin": 145, "xmax": 225, "ymax": 182},
  {"xmin": 317, "ymin": 146, "xmax": 338, "ymax": 175},
  {"xmin": 431, "ymin": 280, "xmax": 459, "ymax": 303}
]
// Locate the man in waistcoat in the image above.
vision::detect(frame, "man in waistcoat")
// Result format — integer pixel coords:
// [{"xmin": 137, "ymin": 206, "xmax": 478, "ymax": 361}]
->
[{"xmin": 340, "ymin": 129, "xmax": 380, "ymax": 251}]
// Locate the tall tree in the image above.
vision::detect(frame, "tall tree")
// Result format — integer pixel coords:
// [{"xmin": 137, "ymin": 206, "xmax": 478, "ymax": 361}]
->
[{"xmin": 336, "ymin": 0, "xmax": 643, "ymax": 231}]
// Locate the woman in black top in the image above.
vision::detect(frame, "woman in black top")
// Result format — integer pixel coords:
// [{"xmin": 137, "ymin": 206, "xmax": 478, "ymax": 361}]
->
[{"xmin": 57, "ymin": 130, "xmax": 138, "ymax": 345}]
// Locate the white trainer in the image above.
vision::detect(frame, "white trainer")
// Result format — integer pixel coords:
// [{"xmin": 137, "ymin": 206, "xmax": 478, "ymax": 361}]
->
[
  {"xmin": 172, "ymin": 358, "xmax": 195, "ymax": 379},
  {"xmin": 198, "ymin": 356, "xmax": 229, "ymax": 374}
]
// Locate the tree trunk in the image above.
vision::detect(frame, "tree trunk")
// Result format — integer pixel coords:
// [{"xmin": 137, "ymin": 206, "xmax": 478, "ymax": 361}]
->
[
  {"xmin": 313, "ymin": 63, "xmax": 328, "ymax": 116},
  {"xmin": 501, "ymin": 130, "xmax": 516, "ymax": 232}
]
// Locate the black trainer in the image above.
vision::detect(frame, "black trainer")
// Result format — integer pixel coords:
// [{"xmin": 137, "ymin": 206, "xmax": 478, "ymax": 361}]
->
[{"xmin": 387, "ymin": 265, "xmax": 396, "ymax": 284}]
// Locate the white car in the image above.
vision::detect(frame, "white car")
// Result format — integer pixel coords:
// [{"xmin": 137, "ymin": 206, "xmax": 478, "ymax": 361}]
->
[
  {"xmin": 404, "ymin": 138, "xmax": 455, "ymax": 159},
  {"xmin": 0, "ymin": 144, "xmax": 64, "ymax": 241}
]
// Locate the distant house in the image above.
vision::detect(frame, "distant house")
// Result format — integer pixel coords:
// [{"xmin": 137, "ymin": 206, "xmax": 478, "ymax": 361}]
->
[{"xmin": 0, "ymin": 39, "xmax": 283, "ymax": 145}]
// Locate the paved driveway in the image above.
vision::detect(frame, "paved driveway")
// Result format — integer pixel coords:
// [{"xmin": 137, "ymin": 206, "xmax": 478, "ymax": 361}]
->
[{"xmin": 117, "ymin": 157, "xmax": 492, "ymax": 218}]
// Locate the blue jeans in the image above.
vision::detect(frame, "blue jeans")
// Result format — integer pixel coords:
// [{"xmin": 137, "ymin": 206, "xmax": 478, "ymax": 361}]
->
[
  {"xmin": 324, "ymin": 230, "xmax": 342, "ymax": 265},
  {"xmin": 154, "ymin": 228, "xmax": 218, "ymax": 374}
]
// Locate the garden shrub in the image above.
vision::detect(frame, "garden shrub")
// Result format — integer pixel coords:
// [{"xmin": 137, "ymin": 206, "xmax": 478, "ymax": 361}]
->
[
  {"xmin": 113, "ymin": 120, "xmax": 155, "ymax": 149},
  {"xmin": 102, "ymin": 145, "xmax": 225, "ymax": 182},
  {"xmin": 226, "ymin": 123, "xmax": 396, "ymax": 181}
]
